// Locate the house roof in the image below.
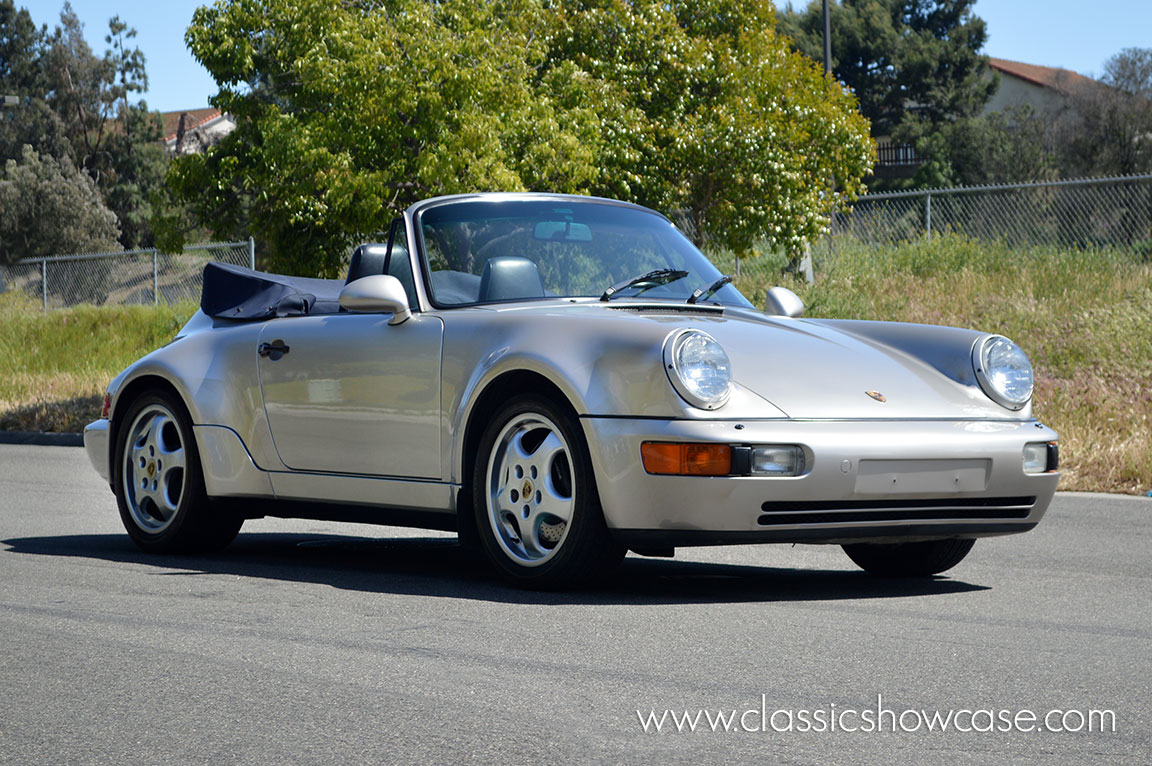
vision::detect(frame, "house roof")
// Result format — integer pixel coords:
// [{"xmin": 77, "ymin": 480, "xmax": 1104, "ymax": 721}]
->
[
  {"xmin": 988, "ymin": 58, "xmax": 1099, "ymax": 95},
  {"xmin": 160, "ymin": 108, "xmax": 221, "ymax": 143}
]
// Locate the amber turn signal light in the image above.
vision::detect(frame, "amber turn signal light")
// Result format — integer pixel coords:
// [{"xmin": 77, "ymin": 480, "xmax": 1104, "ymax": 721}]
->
[{"xmin": 641, "ymin": 442, "xmax": 732, "ymax": 476}]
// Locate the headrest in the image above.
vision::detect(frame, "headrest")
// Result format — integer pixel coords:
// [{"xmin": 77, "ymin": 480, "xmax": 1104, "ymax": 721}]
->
[
  {"xmin": 346, "ymin": 243, "xmax": 389, "ymax": 285},
  {"xmin": 478, "ymin": 256, "xmax": 545, "ymax": 302}
]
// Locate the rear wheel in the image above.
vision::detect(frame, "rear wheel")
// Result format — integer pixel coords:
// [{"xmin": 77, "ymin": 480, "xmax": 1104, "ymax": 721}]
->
[
  {"xmin": 842, "ymin": 538, "xmax": 975, "ymax": 577},
  {"xmin": 472, "ymin": 395, "xmax": 624, "ymax": 588},
  {"xmin": 115, "ymin": 390, "xmax": 242, "ymax": 553}
]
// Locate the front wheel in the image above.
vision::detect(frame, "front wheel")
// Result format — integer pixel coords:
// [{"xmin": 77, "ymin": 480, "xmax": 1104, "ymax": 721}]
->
[
  {"xmin": 114, "ymin": 390, "xmax": 242, "ymax": 553},
  {"xmin": 842, "ymin": 538, "xmax": 976, "ymax": 577},
  {"xmin": 472, "ymin": 395, "xmax": 624, "ymax": 588}
]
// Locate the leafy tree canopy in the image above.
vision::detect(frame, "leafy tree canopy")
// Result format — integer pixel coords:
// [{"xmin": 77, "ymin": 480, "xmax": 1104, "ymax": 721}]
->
[
  {"xmin": 0, "ymin": 2, "xmax": 165, "ymax": 249},
  {"xmin": 168, "ymin": 0, "xmax": 873, "ymax": 275},
  {"xmin": 0, "ymin": 144, "xmax": 121, "ymax": 264},
  {"xmin": 1055, "ymin": 47, "xmax": 1152, "ymax": 178},
  {"xmin": 1103, "ymin": 47, "xmax": 1152, "ymax": 100},
  {"xmin": 910, "ymin": 105, "xmax": 1056, "ymax": 188},
  {"xmin": 777, "ymin": 0, "xmax": 994, "ymax": 136},
  {"xmin": 548, "ymin": 0, "xmax": 874, "ymax": 257},
  {"xmin": 0, "ymin": 0, "xmax": 41, "ymax": 95},
  {"xmin": 167, "ymin": 0, "xmax": 602, "ymax": 275}
]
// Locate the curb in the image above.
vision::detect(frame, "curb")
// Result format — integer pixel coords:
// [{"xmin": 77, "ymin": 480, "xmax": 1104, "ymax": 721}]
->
[{"xmin": 0, "ymin": 431, "xmax": 84, "ymax": 447}]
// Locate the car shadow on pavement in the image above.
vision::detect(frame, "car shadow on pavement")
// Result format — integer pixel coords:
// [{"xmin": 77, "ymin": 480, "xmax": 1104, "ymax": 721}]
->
[{"xmin": 2, "ymin": 532, "xmax": 988, "ymax": 605}]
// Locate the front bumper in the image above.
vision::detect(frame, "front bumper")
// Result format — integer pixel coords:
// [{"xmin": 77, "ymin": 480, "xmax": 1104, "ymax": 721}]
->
[
  {"xmin": 581, "ymin": 417, "xmax": 1059, "ymax": 546},
  {"xmin": 84, "ymin": 419, "xmax": 111, "ymax": 484}
]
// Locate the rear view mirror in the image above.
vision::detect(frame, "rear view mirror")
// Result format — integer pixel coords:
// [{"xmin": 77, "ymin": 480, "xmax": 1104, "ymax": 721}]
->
[
  {"xmin": 533, "ymin": 221, "xmax": 592, "ymax": 242},
  {"xmin": 764, "ymin": 286, "xmax": 804, "ymax": 317}
]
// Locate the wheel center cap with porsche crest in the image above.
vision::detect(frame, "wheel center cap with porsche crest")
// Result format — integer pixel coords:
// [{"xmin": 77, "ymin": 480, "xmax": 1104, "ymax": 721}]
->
[
  {"xmin": 522, "ymin": 479, "xmax": 534, "ymax": 498},
  {"xmin": 865, "ymin": 390, "xmax": 887, "ymax": 403}
]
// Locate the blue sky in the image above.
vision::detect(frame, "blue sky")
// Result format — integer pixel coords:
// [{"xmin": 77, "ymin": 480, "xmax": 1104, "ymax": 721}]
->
[
  {"xmin": 26, "ymin": 0, "xmax": 1152, "ymax": 114},
  {"xmin": 29, "ymin": 0, "xmax": 215, "ymax": 113}
]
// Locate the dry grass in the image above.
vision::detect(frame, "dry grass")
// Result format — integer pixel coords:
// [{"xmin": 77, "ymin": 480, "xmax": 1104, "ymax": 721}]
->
[{"xmin": 4, "ymin": 235, "xmax": 1150, "ymax": 494}]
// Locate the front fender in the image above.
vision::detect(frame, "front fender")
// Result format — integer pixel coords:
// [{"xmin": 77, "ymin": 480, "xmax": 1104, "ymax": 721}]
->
[
  {"xmin": 105, "ymin": 318, "xmax": 283, "ymax": 471},
  {"xmin": 440, "ymin": 308, "xmax": 787, "ymax": 484}
]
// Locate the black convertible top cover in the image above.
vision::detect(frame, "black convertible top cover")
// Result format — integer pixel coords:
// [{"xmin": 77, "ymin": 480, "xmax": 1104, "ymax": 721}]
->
[{"xmin": 201, "ymin": 261, "xmax": 344, "ymax": 320}]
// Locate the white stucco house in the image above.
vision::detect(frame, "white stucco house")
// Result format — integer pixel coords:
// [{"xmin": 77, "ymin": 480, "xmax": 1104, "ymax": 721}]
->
[{"xmin": 984, "ymin": 58, "xmax": 1102, "ymax": 119}]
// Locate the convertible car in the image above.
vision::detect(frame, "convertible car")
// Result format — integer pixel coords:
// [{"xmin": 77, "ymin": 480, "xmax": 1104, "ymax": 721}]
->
[{"xmin": 84, "ymin": 193, "xmax": 1059, "ymax": 587}]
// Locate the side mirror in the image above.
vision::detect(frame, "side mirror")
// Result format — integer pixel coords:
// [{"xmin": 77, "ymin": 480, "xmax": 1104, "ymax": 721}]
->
[
  {"xmin": 764, "ymin": 286, "xmax": 804, "ymax": 318},
  {"xmin": 339, "ymin": 274, "xmax": 412, "ymax": 325}
]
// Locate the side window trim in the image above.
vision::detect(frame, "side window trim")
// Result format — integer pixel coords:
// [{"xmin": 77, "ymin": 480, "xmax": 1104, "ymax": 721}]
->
[{"xmin": 385, "ymin": 217, "xmax": 419, "ymax": 310}]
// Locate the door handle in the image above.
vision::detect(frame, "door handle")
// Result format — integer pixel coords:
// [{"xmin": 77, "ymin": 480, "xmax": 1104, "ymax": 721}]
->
[{"xmin": 258, "ymin": 340, "xmax": 290, "ymax": 359}]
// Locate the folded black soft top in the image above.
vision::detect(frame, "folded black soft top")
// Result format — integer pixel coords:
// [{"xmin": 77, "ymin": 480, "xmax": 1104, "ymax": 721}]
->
[{"xmin": 201, "ymin": 261, "xmax": 344, "ymax": 320}]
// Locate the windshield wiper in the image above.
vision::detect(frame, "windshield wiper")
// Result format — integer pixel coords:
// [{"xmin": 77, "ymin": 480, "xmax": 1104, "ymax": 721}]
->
[
  {"xmin": 600, "ymin": 269, "xmax": 689, "ymax": 302},
  {"xmin": 687, "ymin": 274, "xmax": 733, "ymax": 305}
]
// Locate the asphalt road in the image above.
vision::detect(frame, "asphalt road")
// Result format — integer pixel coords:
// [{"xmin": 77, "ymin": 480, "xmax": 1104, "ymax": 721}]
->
[{"xmin": 0, "ymin": 444, "xmax": 1148, "ymax": 765}]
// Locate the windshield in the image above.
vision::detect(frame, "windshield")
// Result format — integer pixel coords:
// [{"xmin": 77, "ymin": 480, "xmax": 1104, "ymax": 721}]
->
[{"xmin": 417, "ymin": 199, "xmax": 753, "ymax": 308}]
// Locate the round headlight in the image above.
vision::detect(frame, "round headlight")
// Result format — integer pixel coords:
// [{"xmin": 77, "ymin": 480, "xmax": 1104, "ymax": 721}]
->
[
  {"xmin": 973, "ymin": 335, "xmax": 1033, "ymax": 410},
  {"xmin": 663, "ymin": 330, "xmax": 732, "ymax": 410}
]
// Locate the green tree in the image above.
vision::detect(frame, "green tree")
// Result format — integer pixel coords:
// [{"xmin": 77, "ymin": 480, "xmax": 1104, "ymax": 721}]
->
[
  {"xmin": 0, "ymin": 0, "xmax": 42, "ymax": 94},
  {"xmin": 0, "ymin": 144, "xmax": 120, "ymax": 264},
  {"xmin": 171, "ymin": 0, "xmax": 873, "ymax": 273},
  {"xmin": 41, "ymin": 4, "xmax": 114, "ymax": 180},
  {"xmin": 1055, "ymin": 47, "xmax": 1152, "ymax": 177},
  {"xmin": 0, "ymin": 96, "xmax": 74, "ymax": 162},
  {"xmin": 0, "ymin": 2, "xmax": 75, "ymax": 162},
  {"xmin": 100, "ymin": 16, "xmax": 165, "ymax": 248},
  {"xmin": 1, "ymin": 2, "xmax": 167, "ymax": 254},
  {"xmin": 3, "ymin": 5, "xmax": 167, "ymax": 247},
  {"xmin": 168, "ymin": 0, "xmax": 602, "ymax": 275},
  {"xmin": 910, "ymin": 105, "xmax": 1056, "ymax": 188},
  {"xmin": 547, "ymin": 0, "xmax": 873, "ymax": 257},
  {"xmin": 778, "ymin": 0, "xmax": 994, "ymax": 136}
]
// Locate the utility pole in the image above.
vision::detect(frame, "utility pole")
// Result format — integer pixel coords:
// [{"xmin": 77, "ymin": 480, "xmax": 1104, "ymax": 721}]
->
[
  {"xmin": 823, "ymin": 0, "xmax": 832, "ymax": 75},
  {"xmin": 799, "ymin": 0, "xmax": 833, "ymax": 286}
]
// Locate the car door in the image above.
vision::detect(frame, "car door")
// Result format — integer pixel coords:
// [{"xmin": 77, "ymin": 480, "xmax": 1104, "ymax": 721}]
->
[{"xmin": 256, "ymin": 313, "xmax": 444, "ymax": 479}]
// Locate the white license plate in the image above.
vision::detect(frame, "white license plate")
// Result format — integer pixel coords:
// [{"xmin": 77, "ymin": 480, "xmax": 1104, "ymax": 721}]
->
[{"xmin": 854, "ymin": 459, "xmax": 990, "ymax": 494}]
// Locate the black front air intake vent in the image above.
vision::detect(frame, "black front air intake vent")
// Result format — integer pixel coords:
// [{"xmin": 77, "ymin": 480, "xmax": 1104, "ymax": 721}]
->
[{"xmin": 756, "ymin": 496, "xmax": 1036, "ymax": 526}]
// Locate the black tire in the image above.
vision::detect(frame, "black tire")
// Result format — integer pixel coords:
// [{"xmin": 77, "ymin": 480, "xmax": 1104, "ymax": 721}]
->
[
  {"xmin": 842, "ymin": 538, "xmax": 976, "ymax": 577},
  {"xmin": 472, "ymin": 394, "xmax": 624, "ymax": 588},
  {"xmin": 114, "ymin": 390, "xmax": 242, "ymax": 553},
  {"xmin": 454, "ymin": 487, "xmax": 485, "ymax": 563}
]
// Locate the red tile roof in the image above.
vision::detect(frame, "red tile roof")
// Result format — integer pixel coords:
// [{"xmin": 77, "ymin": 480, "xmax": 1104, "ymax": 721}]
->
[
  {"xmin": 988, "ymin": 58, "xmax": 1099, "ymax": 95},
  {"xmin": 160, "ymin": 108, "xmax": 221, "ymax": 143}
]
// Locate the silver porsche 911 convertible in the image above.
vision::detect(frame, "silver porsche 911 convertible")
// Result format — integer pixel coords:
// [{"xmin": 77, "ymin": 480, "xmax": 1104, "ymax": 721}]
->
[{"xmin": 84, "ymin": 193, "xmax": 1059, "ymax": 587}]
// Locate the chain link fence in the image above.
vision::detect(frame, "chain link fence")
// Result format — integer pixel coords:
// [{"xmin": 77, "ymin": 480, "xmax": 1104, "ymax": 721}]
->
[
  {"xmin": 830, "ymin": 174, "xmax": 1152, "ymax": 250},
  {"xmin": 712, "ymin": 174, "xmax": 1152, "ymax": 289},
  {"xmin": 7, "ymin": 175, "xmax": 1150, "ymax": 310},
  {"xmin": 0, "ymin": 240, "xmax": 254, "ymax": 311}
]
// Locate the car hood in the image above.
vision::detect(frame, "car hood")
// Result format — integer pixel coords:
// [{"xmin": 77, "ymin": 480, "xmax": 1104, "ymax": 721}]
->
[
  {"xmin": 477, "ymin": 301, "xmax": 1015, "ymax": 420},
  {"xmin": 707, "ymin": 310, "xmax": 1007, "ymax": 420}
]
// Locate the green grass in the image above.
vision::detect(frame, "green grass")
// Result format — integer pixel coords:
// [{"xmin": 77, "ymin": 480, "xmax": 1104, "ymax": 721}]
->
[
  {"xmin": 3, "ymin": 234, "xmax": 1150, "ymax": 494},
  {"xmin": 0, "ymin": 291, "xmax": 197, "ymax": 433}
]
